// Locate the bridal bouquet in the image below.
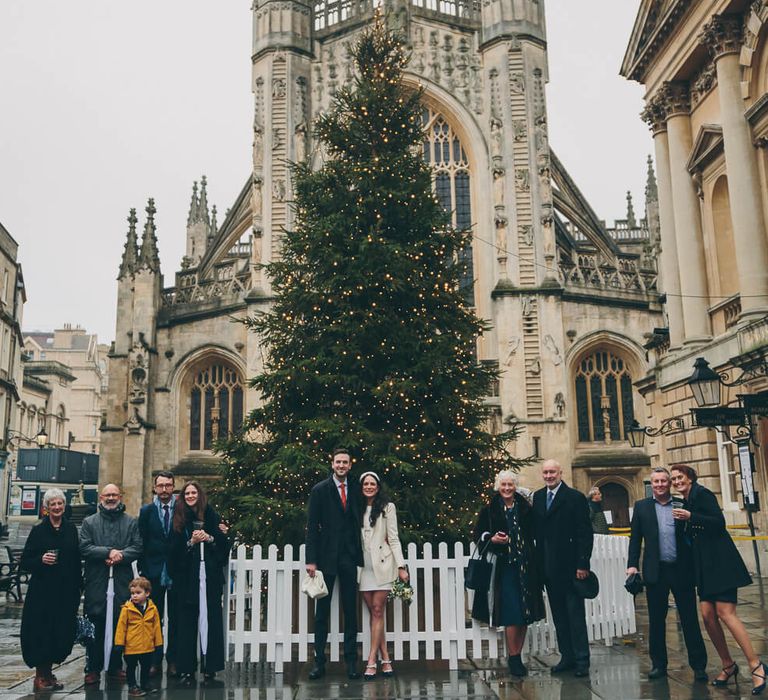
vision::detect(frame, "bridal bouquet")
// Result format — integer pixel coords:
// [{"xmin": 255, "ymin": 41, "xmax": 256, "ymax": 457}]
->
[{"xmin": 388, "ymin": 578, "xmax": 414, "ymax": 606}]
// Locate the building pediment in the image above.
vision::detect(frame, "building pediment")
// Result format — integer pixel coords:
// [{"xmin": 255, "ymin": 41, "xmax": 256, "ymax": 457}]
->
[
  {"xmin": 686, "ymin": 124, "xmax": 723, "ymax": 173},
  {"xmin": 621, "ymin": 0, "xmax": 693, "ymax": 82}
]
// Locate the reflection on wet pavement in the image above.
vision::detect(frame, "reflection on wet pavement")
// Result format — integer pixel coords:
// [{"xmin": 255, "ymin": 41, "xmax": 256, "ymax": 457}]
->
[{"xmin": 0, "ymin": 578, "xmax": 765, "ymax": 699}]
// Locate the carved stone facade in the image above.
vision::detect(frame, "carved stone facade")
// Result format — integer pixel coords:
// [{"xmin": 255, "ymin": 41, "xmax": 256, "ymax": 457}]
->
[
  {"xmin": 623, "ymin": 0, "xmax": 768, "ymax": 565},
  {"xmin": 102, "ymin": 0, "xmax": 663, "ymax": 519}
]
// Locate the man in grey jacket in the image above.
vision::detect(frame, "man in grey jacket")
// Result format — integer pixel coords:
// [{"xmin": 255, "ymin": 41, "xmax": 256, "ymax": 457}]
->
[{"xmin": 80, "ymin": 484, "xmax": 142, "ymax": 686}]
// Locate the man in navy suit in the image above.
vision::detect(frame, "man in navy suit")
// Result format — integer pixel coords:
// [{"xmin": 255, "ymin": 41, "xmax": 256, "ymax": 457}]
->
[
  {"xmin": 138, "ymin": 471, "xmax": 177, "ymax": 676},
  {"xmin": 533, "ymin": 459, "xmax": 593, "ymax": 677},
  {"xmin": 305, "ymin": 448, "xmax": 364, "ymax": 680},
  {"xmin": 627, "ymin": 467, "xmax": 707, "ymax": 681}
]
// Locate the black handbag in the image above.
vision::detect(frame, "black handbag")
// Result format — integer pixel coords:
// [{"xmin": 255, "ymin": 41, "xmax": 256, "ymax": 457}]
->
[{"xmin": 465, "ymin": 537, "xmax": 493, "ymax": 591}]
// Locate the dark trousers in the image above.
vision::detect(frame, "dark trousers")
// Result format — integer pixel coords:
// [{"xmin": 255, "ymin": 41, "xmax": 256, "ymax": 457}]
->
[
  {"xmin": 126, "ymin": 652, "xmax": 152, "ymax": 689},
  {"xmin": 313, "ymin": 564, "xmax": 358, "ymax": 665},
  {"xmin": 546, "ymin": 581, "xmax": 590, "ymax": 667},
  {"xmin": 646, "ymin": 562, "xmax": 707, "ymax": 671},
  {"xmin": 149, "ymin": 578, "xmax": 177, "ymax": 666},
  {"xmin": 85, "ymin": 613, "xmax": 123, "ymax": 674}
]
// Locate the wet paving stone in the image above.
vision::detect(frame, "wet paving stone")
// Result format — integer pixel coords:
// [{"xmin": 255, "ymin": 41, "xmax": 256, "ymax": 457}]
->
[{"xmin": 0, "ymin": 579, "xmax": 767, "ymax": 699}]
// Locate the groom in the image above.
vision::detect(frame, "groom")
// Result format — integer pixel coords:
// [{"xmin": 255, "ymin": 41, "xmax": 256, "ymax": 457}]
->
[{"xmin": 305, "ymin": 448, "xmax": 364, "ymax": 680}]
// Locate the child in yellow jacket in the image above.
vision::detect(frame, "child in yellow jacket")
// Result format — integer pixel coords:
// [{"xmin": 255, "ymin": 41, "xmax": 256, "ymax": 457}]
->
[{"xmin": 114, "ymin": 576, "xmax": 163, "ymax": 696}]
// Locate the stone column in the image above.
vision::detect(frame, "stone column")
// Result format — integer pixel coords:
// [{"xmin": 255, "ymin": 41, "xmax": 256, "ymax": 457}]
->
[
  {"xmin": 702, "ymin": 15, "xmax": 768, "ymax": 320},
  {"xmin": 643, "ymin": 99, "xmax": 685, "ymax": 348},
  {"xmin": 661, "ymin": 82, "xmax": 711, "ymax": 344}
]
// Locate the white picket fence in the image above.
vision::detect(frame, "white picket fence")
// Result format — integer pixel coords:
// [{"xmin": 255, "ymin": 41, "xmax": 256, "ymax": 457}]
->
[{"xmin": 226, "ymin": 534, "xmax": 635, "ymax": 672}]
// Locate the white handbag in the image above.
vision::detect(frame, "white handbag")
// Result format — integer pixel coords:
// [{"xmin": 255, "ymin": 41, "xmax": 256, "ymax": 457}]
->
[{"xmin": 301, "ymin": 570, "xmax": 329, "ymax": 599}]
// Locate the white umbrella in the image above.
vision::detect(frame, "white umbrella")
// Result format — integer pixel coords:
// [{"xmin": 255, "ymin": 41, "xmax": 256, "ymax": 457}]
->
[
  {"xmin": 103, "ymin": 566, "xmax": 115, "ymax": 670},
  {"xmin": 195, "ymin": 522, "xmax": 209, "ymax": 662}
]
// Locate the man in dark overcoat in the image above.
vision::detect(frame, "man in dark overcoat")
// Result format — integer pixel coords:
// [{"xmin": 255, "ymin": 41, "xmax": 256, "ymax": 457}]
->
[
  {"xmin": 305, "ymin": 448, "xmax": 364, "ymax": 680},
  {"xmin": 80, "ymin": 483, "xmax": 142, "ymax": 685},
  {"xmin": 627, "ymin": 467, "xmax": 707, "ymax": 681},
  {"xmin": 532, "ymin": 459, "xmax": 593, "ymax": 677},
  {"xmin": 138, "ymin": 470, "xmax": 178, "ymax": 676}
]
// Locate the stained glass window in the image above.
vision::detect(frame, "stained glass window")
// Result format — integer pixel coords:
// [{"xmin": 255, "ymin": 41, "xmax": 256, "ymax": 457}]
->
[
  {"xmin": 421, "ymin": 108, "xmax": 474, "ymax": 305},
  {"xmin": 574, "ymin": 350, "xmax": 635, "ymax": 443},
  {"xmin": 189, "ymin": 363, "xmax": 245, "ymax": 451}
]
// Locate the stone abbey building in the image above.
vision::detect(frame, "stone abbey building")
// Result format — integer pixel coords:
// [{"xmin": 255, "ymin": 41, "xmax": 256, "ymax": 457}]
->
[{"xmin": 103, "ymin": 0, "xmax": 663, "ymax": 521}]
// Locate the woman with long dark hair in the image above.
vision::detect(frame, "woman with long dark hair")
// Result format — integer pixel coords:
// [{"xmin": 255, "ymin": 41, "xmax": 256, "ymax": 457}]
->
[
  {"xmin": 168, "ymin": 481, "xmax": 230, "ymax": 686},
  {"xmin": 20, "ymin": 488, "xmax": 82, "ymax": 691},
  {"xmin": 670, "ymin": 464, "xmax": 765, "ymax": 694},
  {"xmin": 471, "ymin": 470, "xmax": 544, "ymax": 677},
  {"xmin": 358, "ymin": 472, "xmax": 408, "ymax": 680}
]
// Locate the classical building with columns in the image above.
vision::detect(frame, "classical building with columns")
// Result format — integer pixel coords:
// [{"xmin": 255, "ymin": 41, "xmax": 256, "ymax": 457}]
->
[
  {"xmin": 103, "ymin": 0, "xmax": 663, "ymax": 520},
  {"xmin": 623, "ymin": 0, "xmax": 768, "ymax": 553}
]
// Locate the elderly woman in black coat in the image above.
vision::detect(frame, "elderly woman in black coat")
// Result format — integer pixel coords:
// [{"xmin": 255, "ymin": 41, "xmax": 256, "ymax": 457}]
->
[
  {"xmin": 471, "ymin": 470, "xmax": 544, "ymax": 677},
  {"xmin": 20, "ymin": 488, "xmax": 82, "ymax": 691},
  {"xmin": 670, "ymin": 464, "xmax": 765, "ymax": 694}
]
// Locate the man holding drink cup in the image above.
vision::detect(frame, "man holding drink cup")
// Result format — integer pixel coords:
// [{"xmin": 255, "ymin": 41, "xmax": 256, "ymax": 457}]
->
[{"xmin": 627, "ymin": 467, "xmax": 707, "ymax": 682}]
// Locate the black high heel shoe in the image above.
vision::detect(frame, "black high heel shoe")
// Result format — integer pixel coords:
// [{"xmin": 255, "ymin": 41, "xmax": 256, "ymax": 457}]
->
[
  {"xmin": 752, "ymin": 662, "xmax": 767, "ymax": 695},
  {"xmin": 712, "ymin": 662, "xmax": 738, "ymax": 687}
]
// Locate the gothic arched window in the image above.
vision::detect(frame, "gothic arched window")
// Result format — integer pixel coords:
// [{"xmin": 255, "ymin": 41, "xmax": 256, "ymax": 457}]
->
[
  {"xmin": 188, "ymin": 363, "xmax": 244, "ymax": 451},
  {"xmin": 574, "ymin": 350, "xmax": 635, "ymax": 443},
  {"xmin": 421, "ymin": 108, "xmax": 474, "ymax": 305}
]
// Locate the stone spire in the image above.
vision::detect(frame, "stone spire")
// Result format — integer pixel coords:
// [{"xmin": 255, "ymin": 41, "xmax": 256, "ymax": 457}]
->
[
  {"xmin": 118, "ymin": 208, "xmax": 139, "ymax": 279},
  {"xmin": 644, "ymin": 154, "xmax": 658, "ymax": 204},
  {"xmin": 187, "ymin": 181, "xmax": 199, "ymax": 226},
  {"xmin": 626, "ymin": 191, "xmax": 637, "ymax": 228},
  {"xmin": 208, "ymin": 205, "xmax": 218, "ymax": 246},
  {"xmin": 137, "ymin": 198, "xmax": 161, "ymax": 272},
  {"xmin": 198, "ymin": 175, "xmax": 211, "ymax": 227}
]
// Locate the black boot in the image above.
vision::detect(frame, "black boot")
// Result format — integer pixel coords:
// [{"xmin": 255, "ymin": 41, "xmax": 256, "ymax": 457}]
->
[{"xmin": 508, "ymin": 654, "xmax": 528, "ymax": 677}]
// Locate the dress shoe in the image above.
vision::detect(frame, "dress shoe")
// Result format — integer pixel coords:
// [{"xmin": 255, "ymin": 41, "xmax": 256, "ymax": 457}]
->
[
  {"xmin": 33, "ymin": 675, "xmax": 55, "ymax": 692},
  {"xmin": 347, "ymin": 664, "xmax": 361, "ymax": 680},
  {"xmin": 308, "ymin": 664, "xmax": 326, "ymax": 680},
  {"xmin": 693, "ymin": 668, "xmax": 708, "ymax": 682},
  {"xmin": 648, "ymin": 667, "xmax": 667, "ymax": 680},
  {"xmin": 751, "ymin": 661, "xmax": 767, "ymax": 695},
  {"xmin": 47, "ymin": 674, "xmax": 64, "ymax": 690},
  {"xmin": 84, "ymin": 672, "xmax": 101, "ymax": 686},
  {"xmin": 574, "ymin": 666, "xmax": 590, "ymax": 678},
  {"xmin": 551, "ymin": 659, "xmax": 575, "ymax": 673}
]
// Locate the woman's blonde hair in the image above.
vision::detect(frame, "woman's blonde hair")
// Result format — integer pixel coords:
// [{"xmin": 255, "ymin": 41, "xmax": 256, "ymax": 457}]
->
[{"xmin": 493, "ymin": 470, "xmax": 519, "ymax": 491}]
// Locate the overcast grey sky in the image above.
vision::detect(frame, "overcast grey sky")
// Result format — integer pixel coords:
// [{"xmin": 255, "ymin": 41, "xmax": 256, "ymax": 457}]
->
[{"xmin": 0, "ymin": 1, "xmax": 649, "ymax": 343}]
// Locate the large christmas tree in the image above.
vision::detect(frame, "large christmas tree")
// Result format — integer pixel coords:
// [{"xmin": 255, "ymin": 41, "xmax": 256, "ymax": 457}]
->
[{"xmin": 218, "ymin": 21, "xmax": 529, "ymax": 545}]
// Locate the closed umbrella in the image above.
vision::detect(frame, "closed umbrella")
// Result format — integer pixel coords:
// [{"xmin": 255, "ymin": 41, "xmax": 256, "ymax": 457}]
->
[
  {"xmin": 103, "ymin": 566, "xmax": 115, "ymax": 670},
  {"xmin": 194, "ymin": 521, "xmax": 209, "ymax": 663}
]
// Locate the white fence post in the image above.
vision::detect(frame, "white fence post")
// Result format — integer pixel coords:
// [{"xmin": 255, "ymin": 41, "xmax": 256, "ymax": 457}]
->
[{"xmin": 226, "ymin": 534, "xmax": 633, "ymax": 671}]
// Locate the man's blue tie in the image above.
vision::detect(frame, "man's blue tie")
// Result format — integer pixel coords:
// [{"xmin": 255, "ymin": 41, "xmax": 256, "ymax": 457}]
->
[
  {"xmin": 163, "ymin": 504, "xmax": 170, "ymax": 535},
  {"xmin": 546, "ymin": 490, "xmax": 554, "ymax": 511}
]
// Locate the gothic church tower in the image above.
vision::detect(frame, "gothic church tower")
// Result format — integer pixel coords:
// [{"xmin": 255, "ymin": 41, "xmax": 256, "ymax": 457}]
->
[{"xmin": 248, "ymin": 0, "xmax": 567, "ymax": 463}]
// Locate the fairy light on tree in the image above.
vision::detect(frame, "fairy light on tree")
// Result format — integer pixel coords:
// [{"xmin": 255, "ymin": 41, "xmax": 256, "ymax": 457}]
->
[{"xmin": 217, "ymin": 18, "xmax": 529, "ymax": 546}]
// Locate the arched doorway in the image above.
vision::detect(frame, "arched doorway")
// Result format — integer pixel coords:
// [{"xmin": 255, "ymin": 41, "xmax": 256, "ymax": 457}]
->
[{"xmin": 600, "ymin": 481, "xmax": 630, "ymax": 528}]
